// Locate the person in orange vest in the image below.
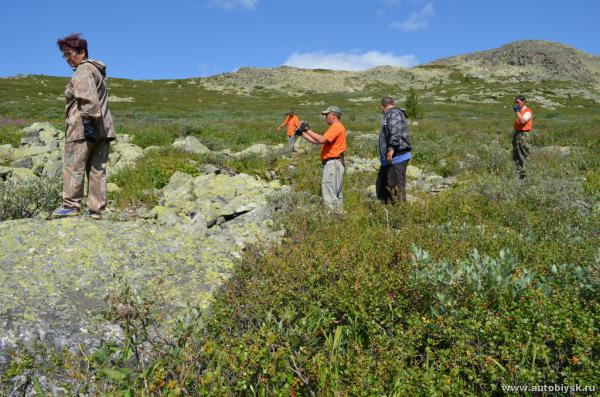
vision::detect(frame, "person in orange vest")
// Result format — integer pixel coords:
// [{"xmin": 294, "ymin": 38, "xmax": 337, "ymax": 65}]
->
[
  {"xmin": 512, "ymin": 95, "xmax": 533, "ymax": 179},
  {"xmin": 295, "ymin": 106, "xmax": 346, "ymax": 211},
  {"xmin": 276, "ymin": 109, "xmax": 300, "ymax": 155}
]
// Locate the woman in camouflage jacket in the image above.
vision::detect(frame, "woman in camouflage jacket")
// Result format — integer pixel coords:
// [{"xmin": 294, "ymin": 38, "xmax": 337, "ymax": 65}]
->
[{"xmin": 53, "ymin": 33, "xmax": 116, "ymax": 219}]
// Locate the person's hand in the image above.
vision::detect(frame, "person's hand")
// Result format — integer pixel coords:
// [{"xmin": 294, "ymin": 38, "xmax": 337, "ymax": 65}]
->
[
  {"xmin": 82, "ymin": 118, "xmax": 96, "ymax": 143},
  {"xmin": 386, "ymin": 148, "xmax": 394, "ymax": 162},
  {"xmin": 295, "ymin": 121, "xmax": 310, "ymax": 136},
  {"xmin": 513, "ymin": 105, "xmax": 521, "ymax": 112},
  {"xmin": 276, "ymin": 126, "xmax": 281, "ymax": 132}
]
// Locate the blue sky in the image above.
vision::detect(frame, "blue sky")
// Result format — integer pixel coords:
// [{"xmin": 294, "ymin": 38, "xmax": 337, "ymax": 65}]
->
[{"xmin": 1, "ymin": 0, "xmax": 599, "ymax": 79}]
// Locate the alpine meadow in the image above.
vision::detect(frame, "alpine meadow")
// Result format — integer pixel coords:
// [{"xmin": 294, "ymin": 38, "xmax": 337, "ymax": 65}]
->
[{"xmin": 0, "ymin": 40, "xmax": 599, "ymax": 395}]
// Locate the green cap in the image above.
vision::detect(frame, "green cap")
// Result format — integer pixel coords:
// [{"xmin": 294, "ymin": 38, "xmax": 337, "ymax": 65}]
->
[{"xmin": 320, "ymin": 105, "xmax": 342, "ymax": 115}]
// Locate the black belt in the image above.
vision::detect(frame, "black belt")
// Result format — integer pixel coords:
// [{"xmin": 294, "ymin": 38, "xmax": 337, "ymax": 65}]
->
[{"xmin": 322, "ymin": 156, "xmax": 341, "ymax": 165}]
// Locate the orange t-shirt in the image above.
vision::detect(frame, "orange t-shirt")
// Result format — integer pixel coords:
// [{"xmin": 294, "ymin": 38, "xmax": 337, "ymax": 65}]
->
[
  {"xmin": 282, "ymin": 115, "xmax": 300, "ymax": 137},
  {"xmin": 320, "ymin": 121, "xmax": 346, "ymax": 161},
  {"xmin": 514, "ymin": 107, "xmax": 533, "ymax": 132}
]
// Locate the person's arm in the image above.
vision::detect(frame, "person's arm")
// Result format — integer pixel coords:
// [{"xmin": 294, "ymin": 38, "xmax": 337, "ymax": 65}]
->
[
  {"xmin": 276, "ymin": 116, "xmax": 289, "ymax": 131},
  {"xmin": 386, "ymin": 110, "xmax": 407, "ymax": 160},
  {"xmin": 516, "ymin": 109, "xmax": 532, "ymax": 124},
  {"xmin": 304, "ymin": 129, "xmax": 328, "ymax": 144},
  {"xmin": 72, "ymin": 66, "xmax": 101, "ymax": 120}
]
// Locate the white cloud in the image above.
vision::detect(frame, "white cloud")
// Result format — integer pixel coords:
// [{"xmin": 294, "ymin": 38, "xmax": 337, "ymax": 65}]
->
[
  {"xmin": 207, "ymin": 0, "xmax": 258, "ymax": 11},
  {"xmin": 390, "ymin": 2, "xmax": 434, "ymax": 31},
  {"xmin": 283, "ymin": 50, "xmax": 418, "ymax": 71}
]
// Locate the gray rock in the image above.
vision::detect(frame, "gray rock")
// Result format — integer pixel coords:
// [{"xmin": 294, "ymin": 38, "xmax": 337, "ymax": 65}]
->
[
  {"xmin": 11, "ymin": 145, "xmax": 53, "ymax": 160},
  {"xmin": 109, "ymin": 142, "xmax": 144, "ymax": 172},
  {"xmin": 0, "ymin": 144, "xmax": 13, "ymax": 163},
  {"xmin": 200, "ymin": 164, "xmax": 220, "ymax": 174},
  {"xmin": 346, "ymin": 157, "xmax": 379, "ymax": 174},
  {"xmin": 31, "ymin": 155, "xmax": 49, "ymax": 175},
  {"xmin": 406, "ymin": 165, "xmax": 423, "ymax": 179},
  {"xmin": 0, "ymin": 165, "xmax": 12, "ymax": 180},
  {"xmin": 233, "ymin": 143, "xmax": 284, "ymax": 158},
  {"xmin": 151, "ymin": 206, "xmax": 181, "ymax": 227},
  {"xmin": 10, "ymin": 157, "xmax": 33, "ymax": 169},
  {"xmin": 172, "ymin": 136, "xmax": 210, "ymax": 154},
  {"xmin": 107, "ymin": 182, "xmax": 121, "ymax": 194},
  {"xmin": 41, "ymin": 159, "xmax": 63, "ymax": 179},
  {"xmin": 9, "ymin": 167, "xmax": 38, "ymax": 183}
]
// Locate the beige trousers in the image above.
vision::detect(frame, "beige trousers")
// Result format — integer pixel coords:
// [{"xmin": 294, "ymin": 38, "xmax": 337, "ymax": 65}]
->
[{"xmin": 63, "ymin": 139, "xmax": 110, "ymax": 212}]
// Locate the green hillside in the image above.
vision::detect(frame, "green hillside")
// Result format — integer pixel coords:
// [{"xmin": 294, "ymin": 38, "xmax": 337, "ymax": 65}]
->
[{"xmin": 0, "ymin": 41, "xmax": 599, "ymax": 395}]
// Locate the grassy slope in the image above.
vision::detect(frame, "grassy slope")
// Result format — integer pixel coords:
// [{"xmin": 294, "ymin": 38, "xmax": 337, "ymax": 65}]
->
[{"xmin": 0, "ymin": 72, "xmax": 599, "ymax": 395}]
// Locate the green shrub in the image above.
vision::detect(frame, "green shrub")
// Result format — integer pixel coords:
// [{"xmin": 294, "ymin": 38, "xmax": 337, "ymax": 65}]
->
[
  {"xmin": 0, "ymin": 176, "xmax": 62, "ymax": 220},
  {"xmin": 404, "ymin": 88, "xmax": 425, "ymax": 120}
]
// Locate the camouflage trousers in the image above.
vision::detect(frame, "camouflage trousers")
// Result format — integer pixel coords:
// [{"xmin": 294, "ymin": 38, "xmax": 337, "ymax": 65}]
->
[
  {"xmin": 63, "ymin": 139, "xmax": 110, "ymax": 212},
  {"xmin": 512, "ymin": 131, "xmax": 530, "ymax": 179}
]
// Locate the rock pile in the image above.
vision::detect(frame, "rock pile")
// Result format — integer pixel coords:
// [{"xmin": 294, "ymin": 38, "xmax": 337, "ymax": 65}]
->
[
  {"xmin": 0, "ymin": 122, "xmax": 63, "ymax": 183},
  {"xmin": 0, "ymin": 166, "xmax": 287, "ymax": 374},
  {"xmin": 0, "ymin": 123, "xmax": 151, "ymax": 182}
]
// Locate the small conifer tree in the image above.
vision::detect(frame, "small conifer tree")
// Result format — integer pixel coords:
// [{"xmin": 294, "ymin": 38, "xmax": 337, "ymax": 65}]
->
[{"xmin": 404, "ymin": 88, "xmax": 425, "ymax": 120}]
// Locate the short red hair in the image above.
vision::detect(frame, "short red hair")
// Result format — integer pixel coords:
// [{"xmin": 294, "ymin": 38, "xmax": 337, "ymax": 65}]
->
[{"xmin": 57, "ymin": 33, "xmax": 88, "ymax": 57}]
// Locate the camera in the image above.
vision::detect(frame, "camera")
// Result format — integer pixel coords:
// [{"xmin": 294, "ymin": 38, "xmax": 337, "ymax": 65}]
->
[{"xmin": 295, "ymin": 121, "xmax": 310, "ymax": 136}]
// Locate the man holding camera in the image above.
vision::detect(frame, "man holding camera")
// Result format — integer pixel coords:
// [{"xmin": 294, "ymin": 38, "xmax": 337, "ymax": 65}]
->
[
  {"xmin": 376, "ymin": 97, "xmax": 412, "ymax": 203},
  {"xmin": 512, "ymin": 95, "xmax": 533, "ymax": 179},
  {"xmin": 295, "ymin": 106, "xmax": 346, "ymax": 211},
  {"xmin": 276, "ymin": 109, "xmax": 300, "ymax": 155}
]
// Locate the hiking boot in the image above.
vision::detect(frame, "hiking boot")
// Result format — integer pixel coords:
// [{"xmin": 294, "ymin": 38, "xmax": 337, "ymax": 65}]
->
[
  {"xmin": 52, "ymin": 206, "xmax": 79, "ymax": 218},
  {"xmin": 88, "ymin": 210, "xmax": 102, "ymax": 220}
]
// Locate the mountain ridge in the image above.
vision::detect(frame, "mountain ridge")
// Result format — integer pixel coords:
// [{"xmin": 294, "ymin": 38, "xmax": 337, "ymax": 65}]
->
[{"xmin": 200, "ymin": 40, "xmax": 600, "ymax": 94}]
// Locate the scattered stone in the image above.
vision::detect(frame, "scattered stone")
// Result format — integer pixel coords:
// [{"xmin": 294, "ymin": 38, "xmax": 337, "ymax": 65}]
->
[
  {"xmin": 345, "ymin": 157, "xmax": 379, "ymax": 174},
  {"xmin": 407, "ymin": 165, "xmax": 423, "ymax": 179},
  {"xmin": 9, "ymin": 167, "xmax": 38, "ymax": 183},
  {"xmin": 232, "ymin": 143, "xmax": 284, "ymax": 158},
  {"xmin": 10, "ymin": 157, "xmax": 33, "ymax": 169},
  {"xmin": 107, "ymin": 183, "xmax": 121, "ymax": 194},
  {"xmin": 0, "ymin": 144, "xmax": 14, "ymax": 162},
  {"xmin": 172, "ymin": 135, "xmax": 211, "ymax": 154},
  {"xmin": 0, "ymin": 165, "xmax": 12, "ymax": 180},
  {"xmin": 109, "ymin": 142, "xmax": 144, "ymax": 172}
]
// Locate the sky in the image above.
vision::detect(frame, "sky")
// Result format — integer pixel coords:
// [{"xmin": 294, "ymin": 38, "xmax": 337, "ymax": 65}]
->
[{"xmin": 1, "ymin": 0, "xmax": 599, "ymax": 80}]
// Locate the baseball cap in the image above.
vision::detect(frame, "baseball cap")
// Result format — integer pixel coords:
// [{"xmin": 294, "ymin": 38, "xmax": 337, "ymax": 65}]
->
[{"xmin": 320, "ymin": 105, "xmax": 342, "ymax": 115}]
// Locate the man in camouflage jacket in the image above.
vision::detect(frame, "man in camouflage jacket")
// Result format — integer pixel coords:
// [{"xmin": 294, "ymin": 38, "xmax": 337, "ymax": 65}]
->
[{"xmin": 376, "ymin": 96, "xmax": 412, "ymax": 203}]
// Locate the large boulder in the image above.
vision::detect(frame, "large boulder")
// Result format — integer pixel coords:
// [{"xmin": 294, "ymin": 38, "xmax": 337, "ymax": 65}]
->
[
  {"xmin": 0, "ymin": 218, "xmax": 239, "ymax": 372},
  {"xmin": 109, "ymin": 142, "xmax": 144, "ymax": 172},
  {"xmin": 20, "ymin": 122, "xmax": 62, "ymax": 148},
  {"xmin": 172, "ymin": 136, "xmax": 211, "ymax": 154}
]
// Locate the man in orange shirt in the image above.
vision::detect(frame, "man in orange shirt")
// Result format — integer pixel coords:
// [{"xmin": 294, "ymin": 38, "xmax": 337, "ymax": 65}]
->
[
  {"xmin": 276, "ymin": 109, "xmax": 300, "ymax": 155},
  {"xmin": 512, "ymin": 95, "xmax": 533, "ymax": 179},
  {"xmin": 296, "ymin": 105, "xmax": 346, "ymax": 211}
]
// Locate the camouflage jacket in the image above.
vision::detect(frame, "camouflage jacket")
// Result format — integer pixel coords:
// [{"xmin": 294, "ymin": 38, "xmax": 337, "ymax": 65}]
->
[
  {"xmin": 64, "ymin": 59, "xmax": 116, "ymax": 143},
  {"xmin": 379, "ymin": 107, "xmax": 411, "ymax": 159}
]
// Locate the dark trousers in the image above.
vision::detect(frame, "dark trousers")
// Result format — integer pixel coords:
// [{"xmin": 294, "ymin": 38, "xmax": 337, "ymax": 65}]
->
[
  {"xmin": 512, "ymin": 131, "xmax": 530, "ymax": 179},
  {"xmin": 376, "ymin": 160, "xmax": 408, "ymax": 203}
]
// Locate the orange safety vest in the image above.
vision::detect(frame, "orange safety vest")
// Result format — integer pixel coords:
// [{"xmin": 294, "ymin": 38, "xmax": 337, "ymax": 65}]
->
[{"xmin": 514, "ymin": 107, "xmax": 533, "ymax": 132}]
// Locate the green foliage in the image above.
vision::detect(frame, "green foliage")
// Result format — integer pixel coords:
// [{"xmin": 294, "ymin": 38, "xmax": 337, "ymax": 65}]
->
[
  {"xmin": 110, "ymin": 148, "xmax": 203, "ymax": 207},
  {"xmin": 0, "ymin": 176, "xmax": 62, "ymax": 220},
  {"xmin": 1, "ymin": 73, "xmax": 599, "ymax": 395},
  {"xmin": 404, "ymin": 87, "xmax": 425, "ymax": 120}
]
